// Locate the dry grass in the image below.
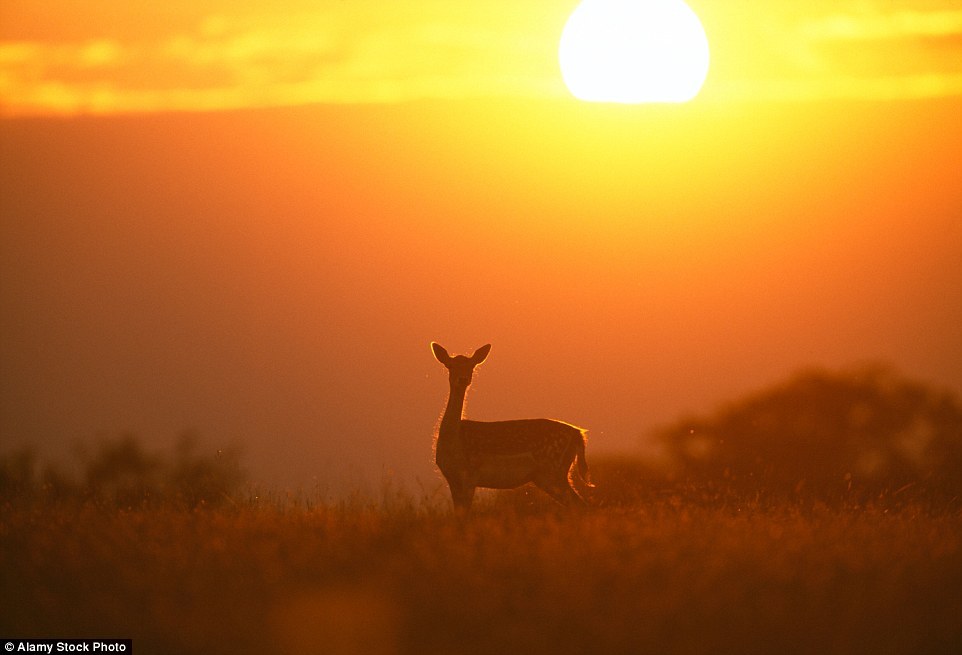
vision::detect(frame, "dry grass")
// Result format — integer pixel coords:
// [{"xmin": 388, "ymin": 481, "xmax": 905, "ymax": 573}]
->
[{"xmin": 2, "ymin": 491, "xmax": 961, "ymax": 655}]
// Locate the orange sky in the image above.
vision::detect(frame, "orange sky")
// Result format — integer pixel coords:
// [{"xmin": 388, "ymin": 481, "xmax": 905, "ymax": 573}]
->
[{"xmin": 1, "ymin": 1, "xmax": 961, "ymax": 489}]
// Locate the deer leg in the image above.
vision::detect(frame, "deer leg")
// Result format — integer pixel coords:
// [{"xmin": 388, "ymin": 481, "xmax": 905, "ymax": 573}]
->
[
  {"xmin": 535, "ymin": 476, "xmax": 586, "ymax": 507},
  {"xmin": 557, "ymin": 483, "xmax": 587, "ymax": 507},
  {"xmin": 448, "ymin": 480, "xmax": 476, "ymax": 512}
]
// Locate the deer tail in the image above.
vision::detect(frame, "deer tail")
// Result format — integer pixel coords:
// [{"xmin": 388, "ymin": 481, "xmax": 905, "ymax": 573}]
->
[{"xmin": 576, "ymin": 429, "xmax": 595, "ymax": 488}]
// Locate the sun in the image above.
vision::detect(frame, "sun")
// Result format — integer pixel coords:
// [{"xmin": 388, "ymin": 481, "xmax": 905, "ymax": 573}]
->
[{"xmin": 559, "ymin": 0, "xmax": 710, "ymax": 104}]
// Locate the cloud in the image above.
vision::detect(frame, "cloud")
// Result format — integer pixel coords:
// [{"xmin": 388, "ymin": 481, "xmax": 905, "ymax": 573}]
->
[
  {"xmin": 711, "ymin": 2, "xmax": 962, "ymax": 102},
  {"xmin": 799, "ymin": 9, "xmax": 962, "ymax": 41},
  {"xmin": 0, "ymin": 3, "xmax": 567, "ymax": 116},
  {"xmin": 1, "ymin": 1, "xmax": 961, "ymax": 116},
  {"xmin": 718, "ymin": 72, "xmax": 962, "ymax": 104}
]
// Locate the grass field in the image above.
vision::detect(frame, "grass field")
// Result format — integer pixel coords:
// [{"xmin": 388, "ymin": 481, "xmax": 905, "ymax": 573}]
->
[{"xmin": 3, "ymin": 480, "xmax": 961, "ymax": 655}]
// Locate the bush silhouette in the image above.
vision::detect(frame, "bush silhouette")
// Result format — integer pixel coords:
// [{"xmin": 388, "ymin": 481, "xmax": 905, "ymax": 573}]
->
[
  {"xmin": 167, "ymin": 433, "xmax": 246, "ymax": 507},
  {"xmin": 654, "ymin": 364, "xmax": 962, "ymax": 500},
  {"xmin": 0, "ymin": 446, "xmax": 38, "ymax": 497},
  {"xmin": 0, "ymin": 433, "xmax": 246, "ymax": 507},
  {"xmin": 81, "ymin": 433, "xmax": 162, "ymax": 504}
]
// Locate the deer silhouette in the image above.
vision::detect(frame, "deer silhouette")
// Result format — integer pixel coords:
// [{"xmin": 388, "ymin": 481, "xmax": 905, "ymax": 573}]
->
[{"xmin": 431, "ymin": 342, "xmax": 592, "ymax": 510}]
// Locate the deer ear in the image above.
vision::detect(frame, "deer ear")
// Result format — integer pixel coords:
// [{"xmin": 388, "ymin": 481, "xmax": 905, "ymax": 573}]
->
[
  {"xmin": 431, "ymin": 342, "xmax": 451, "ymax": 365},
  {"xmin": 471, "ymin": 344, "xmax": 491, "ymax": 365}
]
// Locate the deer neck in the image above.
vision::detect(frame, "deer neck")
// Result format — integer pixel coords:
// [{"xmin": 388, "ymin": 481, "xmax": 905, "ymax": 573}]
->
[{"xmin": 438, "ymin": 383, "xmax": 468, "ymax": 446}]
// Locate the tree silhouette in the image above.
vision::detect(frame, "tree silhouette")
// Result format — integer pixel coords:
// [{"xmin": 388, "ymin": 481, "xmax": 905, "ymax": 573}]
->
[{"xmin": 655, "ymin": 364, "xmax": 962, "ymax": 499}]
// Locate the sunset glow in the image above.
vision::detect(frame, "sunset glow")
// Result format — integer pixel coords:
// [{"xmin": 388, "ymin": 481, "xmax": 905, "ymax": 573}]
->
[{"xmin": 3, "ymin": 3, "xmax": 962, "ymax": 652}]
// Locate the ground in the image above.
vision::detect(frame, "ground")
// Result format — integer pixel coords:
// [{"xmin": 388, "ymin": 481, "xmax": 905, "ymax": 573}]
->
[{"xmin": 3, "ymin": 483, "xmax": 960, "ymax": 655}]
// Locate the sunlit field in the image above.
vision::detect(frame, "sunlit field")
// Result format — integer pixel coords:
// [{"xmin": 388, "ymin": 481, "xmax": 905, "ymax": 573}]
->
[{"xmin": 3, "ymin": 471, "xmax": 960, "ymax": 655}]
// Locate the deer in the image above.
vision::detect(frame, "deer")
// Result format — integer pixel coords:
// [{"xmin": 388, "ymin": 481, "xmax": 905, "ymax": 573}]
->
[{"xmin": 431, "ymin": 342, "xmax": 593, "ymax": 510}]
